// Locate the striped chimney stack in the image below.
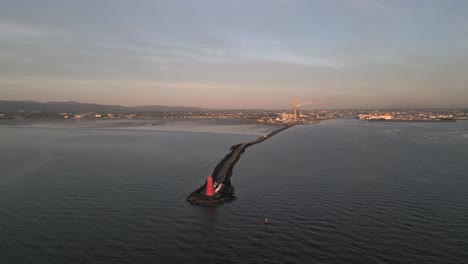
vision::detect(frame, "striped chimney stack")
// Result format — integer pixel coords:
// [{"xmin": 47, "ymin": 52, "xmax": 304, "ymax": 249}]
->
[{"xmin": 293, "ymin": 95, "xmax": 297, "ymax": 121}]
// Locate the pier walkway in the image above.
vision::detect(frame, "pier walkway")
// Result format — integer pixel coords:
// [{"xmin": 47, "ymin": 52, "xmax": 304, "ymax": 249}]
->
[
  {"xmin": 214, "ymin": 143, "xmax": 246, "ymax": 191},
  {"xmin": 187, "ymin": 124, "xmax": 293, "ymax": 205},
  {"xmin": 213, "ymin": 124, "xmax": 293, "ymax": 192}
]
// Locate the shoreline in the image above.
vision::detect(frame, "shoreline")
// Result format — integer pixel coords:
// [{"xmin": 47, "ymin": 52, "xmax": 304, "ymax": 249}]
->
[
  {"xmin": 368, "ymin": 119, "xmax": 456, "ymax": 122},
  {"xmin": 0, "ymin": 118, "xmax": 282, "ymax": 135}
]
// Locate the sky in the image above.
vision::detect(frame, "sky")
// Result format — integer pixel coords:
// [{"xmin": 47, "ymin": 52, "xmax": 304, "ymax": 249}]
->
[{"xmin": 1, "ymin": 0, "xmax": 468, "ymax": 109}]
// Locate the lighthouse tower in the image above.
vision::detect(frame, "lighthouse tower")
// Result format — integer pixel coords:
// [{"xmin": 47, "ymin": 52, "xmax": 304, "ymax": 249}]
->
[{"xmin": 205, "ymin": 176, "xmax": 214, "ymax": 197}]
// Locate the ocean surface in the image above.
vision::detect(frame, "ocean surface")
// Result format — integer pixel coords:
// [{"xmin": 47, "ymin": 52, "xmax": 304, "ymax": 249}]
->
[{"xmin": 1, "ymin": 118, "xmax": 467, "ymax": 264}]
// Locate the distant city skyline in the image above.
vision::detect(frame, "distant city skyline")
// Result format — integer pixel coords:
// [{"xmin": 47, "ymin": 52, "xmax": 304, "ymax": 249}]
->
[{"xmin": 1, "ymin": 0, "xmax": 468, "ymax": 109}]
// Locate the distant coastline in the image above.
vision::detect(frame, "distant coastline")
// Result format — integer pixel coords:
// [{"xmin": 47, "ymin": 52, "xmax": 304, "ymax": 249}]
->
[{"xmin": 369, "ymin": 119, "xmax": 456, "ymax": 122}]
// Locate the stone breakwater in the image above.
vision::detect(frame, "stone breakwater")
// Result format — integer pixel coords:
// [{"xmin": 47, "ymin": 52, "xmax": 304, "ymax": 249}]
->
[{"xmin": 187, "ymin": 124, "xmax": 294, "ymax": 206}]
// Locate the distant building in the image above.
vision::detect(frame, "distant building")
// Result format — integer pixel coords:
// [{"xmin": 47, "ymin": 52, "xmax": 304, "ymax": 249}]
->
[
  {"xmin": 282, "ymin": 111, "xmax": 295, "ymax": 120},
  {"xmin": 358, "ymin": 114, "xmax": 393, "ymax": 120},
  {"xmin": 369, "ymin": 115, "xmax": 392, "ymax": 120}
]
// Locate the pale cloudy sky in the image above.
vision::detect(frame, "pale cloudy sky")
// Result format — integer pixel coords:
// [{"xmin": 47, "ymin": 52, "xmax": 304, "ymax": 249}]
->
[{"xmin": 1, "ymin": 0, "xmax": 468, "ymax": 109}]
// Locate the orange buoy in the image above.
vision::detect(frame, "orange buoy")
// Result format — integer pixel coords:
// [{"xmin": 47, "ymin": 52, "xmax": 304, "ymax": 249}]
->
[
  {"xmin": 264, "ymin": 217, "xmax": 269, "ymax": 224},
  {"xmin": 205, "ymin": 176, "xmax": 214, "ymax": 197}
]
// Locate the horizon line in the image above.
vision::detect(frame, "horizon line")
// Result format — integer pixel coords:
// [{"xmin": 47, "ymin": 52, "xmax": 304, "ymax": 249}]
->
[{"xmin": 1, "ymin": 99, "xmax": 467, "ymax": 111}]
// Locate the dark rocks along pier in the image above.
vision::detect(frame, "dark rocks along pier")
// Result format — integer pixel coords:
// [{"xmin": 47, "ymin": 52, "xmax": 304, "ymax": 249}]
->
[{"xmin": 187, "ymin": 124, "xmax": 293, "ymax": 206}]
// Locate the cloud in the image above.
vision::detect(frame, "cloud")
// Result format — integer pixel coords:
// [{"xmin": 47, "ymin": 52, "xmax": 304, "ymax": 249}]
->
[
  {"xmin": 297, "ymin": 100, "xmax": 318, "ymax": 107},
  {"xmin": 0, "ymin": 18, "xmax": 67, "ymax": 38},
  {"xmin": 0, "ymin": 19, "xmax": 41, "ymax": 36},
  {"xmin": 344, "ymin": 0, "xmax": 387, "ymax": 11}
]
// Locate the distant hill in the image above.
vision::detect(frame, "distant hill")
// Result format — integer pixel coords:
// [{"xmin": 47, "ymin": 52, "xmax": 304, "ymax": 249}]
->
[{"xmin": 0, "ymin": 100, "xmax": 208, "ymax": 112}]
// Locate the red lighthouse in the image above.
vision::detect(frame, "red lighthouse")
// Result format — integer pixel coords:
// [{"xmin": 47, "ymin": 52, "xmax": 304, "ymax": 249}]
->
[{"xmin": 205, "ymin": 176, "xmax": 214, "ymax": 197}]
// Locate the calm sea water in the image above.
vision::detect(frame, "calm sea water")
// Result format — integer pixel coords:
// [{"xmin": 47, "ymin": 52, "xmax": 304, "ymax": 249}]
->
[{"xmin": 1, "ymin": 118, "xmax": 467, "ymax": 264}]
